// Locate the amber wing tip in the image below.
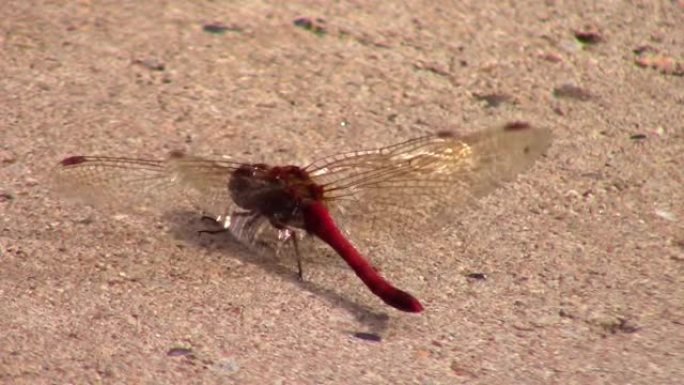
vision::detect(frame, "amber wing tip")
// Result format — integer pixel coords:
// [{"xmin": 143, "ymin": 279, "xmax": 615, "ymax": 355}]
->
[{"xmin": 60, "ymin": 156, "xmax": 87, "ymax": 166}]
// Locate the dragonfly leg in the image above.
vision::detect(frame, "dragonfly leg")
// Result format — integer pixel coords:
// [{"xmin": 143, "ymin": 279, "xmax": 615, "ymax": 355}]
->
[
  {"xmin": 279, "ymin": 228, "xmax": 304, "ymax": 280},
  {"xmin": 291, "ymin": 233, "xmax": 304, "ymax": 281},
  {"xmin": 198, "ymin": 211, "xmax": 254, "ymax": 235},
  {"xmin": 197, "ymin": 227, "xmax": 228, "ymax": 235},
  {"xmin": 197, "ymin": 215, "xmax": 225, "ymax": 235},
  {"xmin": 200, "ymin": 215, "xmax": 218, "ymax": 223}
]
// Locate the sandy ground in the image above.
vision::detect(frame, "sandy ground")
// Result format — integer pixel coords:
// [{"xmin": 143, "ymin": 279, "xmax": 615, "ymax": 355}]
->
[{"xmin": 1, "ymin": 1, "xmax": 683, "ymax": 384}]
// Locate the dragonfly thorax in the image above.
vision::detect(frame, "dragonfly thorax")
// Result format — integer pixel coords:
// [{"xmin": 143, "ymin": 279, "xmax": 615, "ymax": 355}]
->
[{"xmin": 228, "ymin": 164, "xmax": 325, "ymax": 229}]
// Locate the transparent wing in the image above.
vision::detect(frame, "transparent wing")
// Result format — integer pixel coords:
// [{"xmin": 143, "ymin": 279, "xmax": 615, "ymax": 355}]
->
[
  {"xmin": 53, "ymin": 152, "xmax": 247, "ymax": 218},
  {"xmin": 307, "ymin": 122, "xmax": 551, "ymax": 232},
  {"xmin": 54, "ymin": 153, "xmax": 327, "ymax": 275}
]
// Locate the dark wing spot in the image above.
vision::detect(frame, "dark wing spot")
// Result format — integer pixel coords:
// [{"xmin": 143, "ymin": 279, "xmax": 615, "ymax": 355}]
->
[
  {"xmin": 60, "ymin": 156, "xmax": 87, "ymax": 166},
  {"xmin": 168, "ymin": 150, "xmax": 186, "ymax": 159},
  {"xmin": 503, "ymin": 121, "xmax": 531, "ymax": 131},
  {"xmin": 436, "ymin": 130, "xmax": 456, "ymax": 138}
]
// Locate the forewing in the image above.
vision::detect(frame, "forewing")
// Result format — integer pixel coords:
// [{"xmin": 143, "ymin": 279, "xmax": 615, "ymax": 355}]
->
[
  {"xmin": 54, "ymin": 154, "xmax": 334, "ymax": 271},
  {"xmin": 55, "ymin": 155, "xmax": 180, "ymax": 213},
  {"xmin": 306, "ymin": 122, "xmax": 551, "ymax": 233},
  {"xmin": 54, "ymin": 153, "xmax": 242, "ymax": 219}
]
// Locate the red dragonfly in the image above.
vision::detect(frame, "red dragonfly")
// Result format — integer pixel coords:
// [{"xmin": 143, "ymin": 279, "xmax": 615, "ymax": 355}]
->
[{"xmin": 55, "ymin": 121, "xmax": 551, "ymax": 313}]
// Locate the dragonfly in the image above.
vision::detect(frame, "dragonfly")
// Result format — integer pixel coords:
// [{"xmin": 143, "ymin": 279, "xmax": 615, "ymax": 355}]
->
[{"xmin": 54, "ymin": 121, "xmax": 551, "ymax": 313}]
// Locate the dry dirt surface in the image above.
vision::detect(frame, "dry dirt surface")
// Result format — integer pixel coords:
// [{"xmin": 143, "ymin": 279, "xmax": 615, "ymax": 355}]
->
[{"xmin": 1, "ymin": 1, "xmax": 683, "ymax": 384}]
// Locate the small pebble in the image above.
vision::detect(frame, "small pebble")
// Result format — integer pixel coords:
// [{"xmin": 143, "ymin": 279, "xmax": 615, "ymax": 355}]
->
[{"xmin": 167, "ymin": 347, "xmax": 194, "ymax": 357}]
